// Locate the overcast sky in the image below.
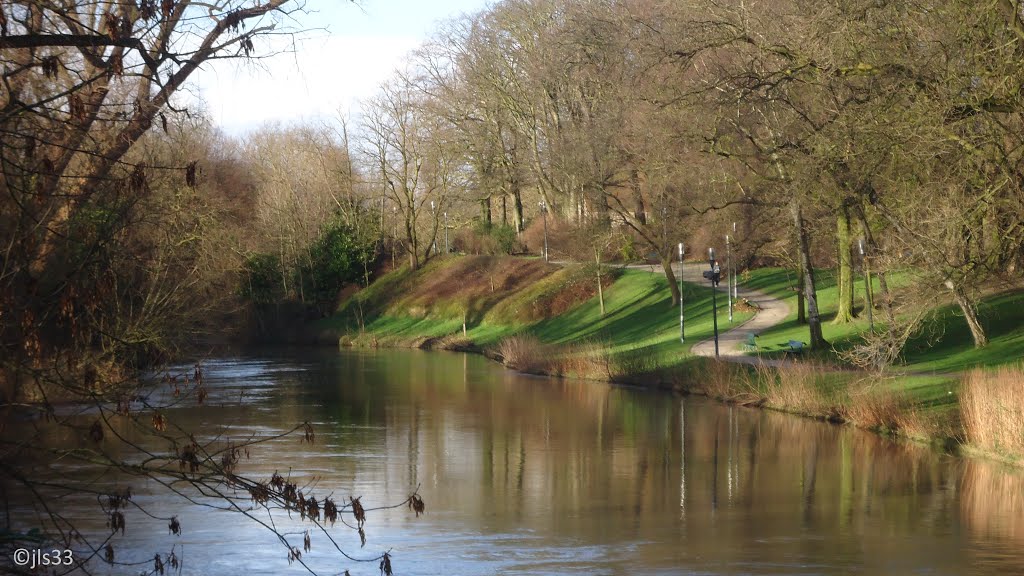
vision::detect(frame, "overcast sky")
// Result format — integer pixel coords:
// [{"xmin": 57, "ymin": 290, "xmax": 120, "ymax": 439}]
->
[{"xmin": 189, "ymin": 0, "xmax": 491, "ymax": 134}]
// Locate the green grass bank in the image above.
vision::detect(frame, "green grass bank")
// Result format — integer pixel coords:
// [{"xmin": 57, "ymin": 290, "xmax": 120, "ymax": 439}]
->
[{"xmin": 316, "ymin": 255, "xmax": 753, "ymax": 381}]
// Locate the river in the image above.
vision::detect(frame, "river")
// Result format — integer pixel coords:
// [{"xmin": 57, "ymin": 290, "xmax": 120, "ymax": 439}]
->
[{"xmin": 11, "ymin": 348, "xmax": 1024, "ymax": 575}]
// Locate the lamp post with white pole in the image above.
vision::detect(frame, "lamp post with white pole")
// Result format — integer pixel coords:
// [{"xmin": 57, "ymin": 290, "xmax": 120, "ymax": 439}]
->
[
  {"xmin": 859, "ymin": 238, "xmax": 873, "ymax": 332},
  {"xmin": 732, "ymin": 222, "xmax": 738, "ymax": 300},
  {"xmin": 539, "ymin": 200, "xmax": 549, "ymax": 262},
  {"xmin": 726, "ymin": 234, "xmax": 733, "ymax": 322},
  {"xmin": 679, "ymin": 242, "xmax": 685, "ymax": 343},
  {"xmin": 430, "ymin": 200, "xmax": 437, "ymax": 256},
  {"xmin": 444, "ymin": 211, "xmax": 449, "ymax": 255}
]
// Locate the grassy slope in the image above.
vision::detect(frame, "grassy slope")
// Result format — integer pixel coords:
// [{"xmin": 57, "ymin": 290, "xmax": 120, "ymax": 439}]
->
[
  {"xmin": 317, "ymin": 255, "xmax": 753, "ymax": 368},
  {"xmin": 742, "ymin": 267, "xmax": 1024, "ymax": 372},
  {"xmin": 739, "ymin": 267, "xmax": 1024, "ymax": 425}
]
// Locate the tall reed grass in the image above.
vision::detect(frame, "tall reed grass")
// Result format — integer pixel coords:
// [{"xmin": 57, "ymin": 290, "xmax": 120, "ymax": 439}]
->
[
  {"xmin": 496, "ymin": 334, "xmax": 550, "ymax": 373},
  {"xmin": 757, "ymin": 361, "xmax": 834, "ymax": 417},
  {"xmin": 495, "ymin": 335, "xmax": 613, "ymax": 380},
  {"xmin": 961, "ymin": 365, "xmax": 1024, "ymax": 458}
]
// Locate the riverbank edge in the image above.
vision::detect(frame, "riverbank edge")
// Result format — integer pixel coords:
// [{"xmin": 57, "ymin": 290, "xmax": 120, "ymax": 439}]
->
[
  {"xmin": 331, "ymin": 330, "xmax": 1024, "ymax": 468},
  {"xmin": 317, "ymin": 256, "xmax": 1023, "ymax": 467}
]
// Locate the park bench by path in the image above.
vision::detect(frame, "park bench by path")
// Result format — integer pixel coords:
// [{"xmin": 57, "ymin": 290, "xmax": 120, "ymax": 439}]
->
[{"xmin": 743, "ymin": 332, "xmax": 758, "ymax": 352}]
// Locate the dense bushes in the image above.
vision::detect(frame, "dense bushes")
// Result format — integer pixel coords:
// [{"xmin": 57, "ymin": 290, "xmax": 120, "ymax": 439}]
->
[{"xmin": 241, "ymin": 217, "xmax": 378, "ymax": 333}]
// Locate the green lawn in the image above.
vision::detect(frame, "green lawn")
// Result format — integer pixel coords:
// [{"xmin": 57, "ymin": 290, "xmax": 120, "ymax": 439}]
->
[
  {"xmin": 740, "ymin": 267, "xmax": 1024, "ymax": 374},
  {"xmin": 319, "ymin": 259, "xmax": 753, "ymax": 368}
]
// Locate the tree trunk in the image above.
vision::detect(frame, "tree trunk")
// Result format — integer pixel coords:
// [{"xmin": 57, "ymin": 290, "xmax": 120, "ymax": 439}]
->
[
  {"xmin": 662, "ymin": 255, "xmax": 680, "ymax": 307},
  {"xmin": 833, "ymin": 201, "xmax": 855, "ymax": 323},
  {"xmin": 945, "ymin": 280, "xmax": 988, "ymax": 348},
  {"xmin": 512, "ymin": 182, "xmax": 525, "ymax": 233},
  {"xmin": 590, "ymin": 182, "xmax": 611, "ymax": 228},
  {"xmin": 854, "ymin": 203, "xmax": 895, "ymax": 325},
  {"xmin": 796, "ymin": 264, "xmax": 806, "ymax": 324},
  {"xmin": 595, "ymin": 247, "xmax": 606, "ymax": 316},
  {"xmin": 791, "ymin": 199, "xmax": 827, "ymax": 348},
  {"xmin": 631, "ymin": 169, "xmax": 647, "ymax": 225},
  {"xmin": 481, "ymin": 197, "xmax": 492, "ymax": 226}
]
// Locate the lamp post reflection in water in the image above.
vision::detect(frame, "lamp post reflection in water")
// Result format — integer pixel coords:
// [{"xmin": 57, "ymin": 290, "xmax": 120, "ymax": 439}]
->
[{"xmin": 679, "ymin": 397, "xmax": 686, "ymax": 519}]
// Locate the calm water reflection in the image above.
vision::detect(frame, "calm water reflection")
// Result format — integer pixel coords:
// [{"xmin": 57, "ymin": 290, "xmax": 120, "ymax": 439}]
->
[{"xmin": 19, "ymin": 348, "xmax": 1024, "ymax": 575}]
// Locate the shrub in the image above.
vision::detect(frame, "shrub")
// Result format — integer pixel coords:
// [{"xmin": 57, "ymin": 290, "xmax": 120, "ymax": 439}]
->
[
  {"xmin": 961, "ymin": 365, "xmax": 1024, "ymax": 458},
  {"xmin": 495, "ymin": 335, "xmax": 550, "ymax": 373},
  {"xmin": 843, "ymin": 382, "xmax": 905, "ymax": 431},
  {"xmin": 455, "ymin": 222, "xmax": 524, "ymax": 255}
]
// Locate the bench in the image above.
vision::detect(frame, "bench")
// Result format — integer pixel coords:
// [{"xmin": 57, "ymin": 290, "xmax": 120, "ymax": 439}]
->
[
  {"xmin": 742, "ymin": 332, "xmax": 758, "ymax": 352},
  {"xmin": 787, "ymin": 340, "xmax": 806, "ymax": 353}
]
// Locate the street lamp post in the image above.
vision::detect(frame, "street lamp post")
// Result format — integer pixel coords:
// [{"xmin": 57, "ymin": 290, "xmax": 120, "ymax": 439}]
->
[
  {"xmin": 726, "ymin": 234, "xmax": 733, "ymax": 322},
  {"xmin": 679, "ymin": 242, "xmax": 685, "ymax": 344},
  {"xmin": 859, "ymin": 238, "xmax": 873, "ymax": 332},
  {"xmin": 430, "ymin": 200, "xmax": 437, "ymax": 256},
  {"xmin": 732, "ymin": 222, "xmax": 738, "ymax": 300},
  {"xmin": 539, "ymin": 200, "xmax": 549, "ymax": 262},
  {"xmin": 709, "ymin": 247, "xmax": 720, "ymax": 358}
]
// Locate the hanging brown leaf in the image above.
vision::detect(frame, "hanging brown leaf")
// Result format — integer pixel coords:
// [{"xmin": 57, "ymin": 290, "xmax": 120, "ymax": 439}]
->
[
  {"xmin": 119, "ymin": 15, "xmax": 132, "ymax": 38},
  {"xmin": 305, "ymin": 494, "xmax": 320, "ymax": 521},
  {"xmin": 270, "ymin": 471, "xmax": 285, "ymax": 490},
  {"xmin": 287, "ymin": 546, "xmax": 301, "ymax": 565},
  {"xmin": 89, "ymin": 420, "xmax": 104, "ymax": 443},
  {"xmin": 249, "ymin": 482, "xmax": 270, "ymax": 505},
  {"xmin": 379, "ymin": 552, "xmax": 393, "ymax": 576},
  {"xmin": 68, "ymin": 93, "xmax": 85, "ymax": 123},
  {"xmin": 108, "ymin": 511, "xmax": 125, "ymax": 535},
  {"xmin": 185, "ymin": 160, "xmax": 198, "ymax": 188},
  {"xmin": 108, "ymin": 53, "xmax": 123, "ymax": 77},
  {"xmin": 161, "ymin": 0, "xmax": 174, "ymax": 18},
  {"xmin": 358, "ymin": 526, "xmax": 366, "ymax": 548},
  {"xmin": 283, "ymin": 482, "xmax": 298, "ymax": 504},
  {"xmin": 159, "ymin": 112, "xmax": 168, "ymax": 133},
  {"xmin": 178, "ymin": 441, "xmax": 200, "ymax": 473},
  {"xmin": 350, "ymin": 496, "xmax": 365, "ymax": 527},
  {"xmin": 103, "ymin": 544, "xmax": 114, "ymax": 564},
  {"xmin": 139, "ymin": 0, "xmax": 157, "ymax": 21},
  {"xmin": 323, "ymin": 497, "xmax": 338, "ymax": 525},
  {"xmin": 408, "ymin": 493, "xmax": 425, "ymax": 517},
  {"xmin": 220, "ymin": 445, "xmax": 239, "ymax": 472},
  {"xmin": 303, "ymin": 530, "xmax": 311, "ymax": 552},
  {"xmin": 105, "ymin": 12, "xmax": 120, "ymax": 39},
  {"xmin": 168, "ymin": 516, "xmax": 181, "ymax": 536},
  {"xmin": 129, "ymin": 163, "xmax": 147, "ymax": 193},
  {"xmin": 196, "ymin": 386, "xmax": 208, "ymax": 405},
  {"xmin": 301, "ymin": 421, "xmax": 315, "ymax": 444},
  {"xmin": 116, "ymin": 395, "xmax": 130, "ymax": 416},
  {"xmin": 41, "ymin": 56, "xmax": 59, "ymax": 78},
  {"xmin": 106, "ymin": 487, "xmax": 131, "ymax": 510},
  {"xmin": 152, "ymin": 411, "xmax": 166, "ymax": 431},
  {"xmin": 154, "ymin": 553, "xmax": 164, "ymax": 575},
  {"xmin": 168, "ymin": 552, "xmax": 178, "ymax": 570}
]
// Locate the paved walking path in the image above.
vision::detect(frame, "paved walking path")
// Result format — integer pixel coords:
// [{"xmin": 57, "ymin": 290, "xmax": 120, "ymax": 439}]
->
[{"xmin": 628, "ymin": 262, "xmax": 792, "ymax": 366}]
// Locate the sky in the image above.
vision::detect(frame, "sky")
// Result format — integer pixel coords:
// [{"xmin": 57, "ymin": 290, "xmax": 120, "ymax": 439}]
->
[{"xmin": 190, "ymin": 0, "xmax": 492, "ymax": 134}]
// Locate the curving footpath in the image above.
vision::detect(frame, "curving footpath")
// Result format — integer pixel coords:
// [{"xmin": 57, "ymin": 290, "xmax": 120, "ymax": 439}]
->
[{"xmin": 629, "ymin": 262, "xmax": 792, "ymax": 366}]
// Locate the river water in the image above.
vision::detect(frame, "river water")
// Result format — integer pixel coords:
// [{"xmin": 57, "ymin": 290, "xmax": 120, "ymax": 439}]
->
[{"xmin": 13, "ymin": 348, "xmax": 1024, "ymax": 575}]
